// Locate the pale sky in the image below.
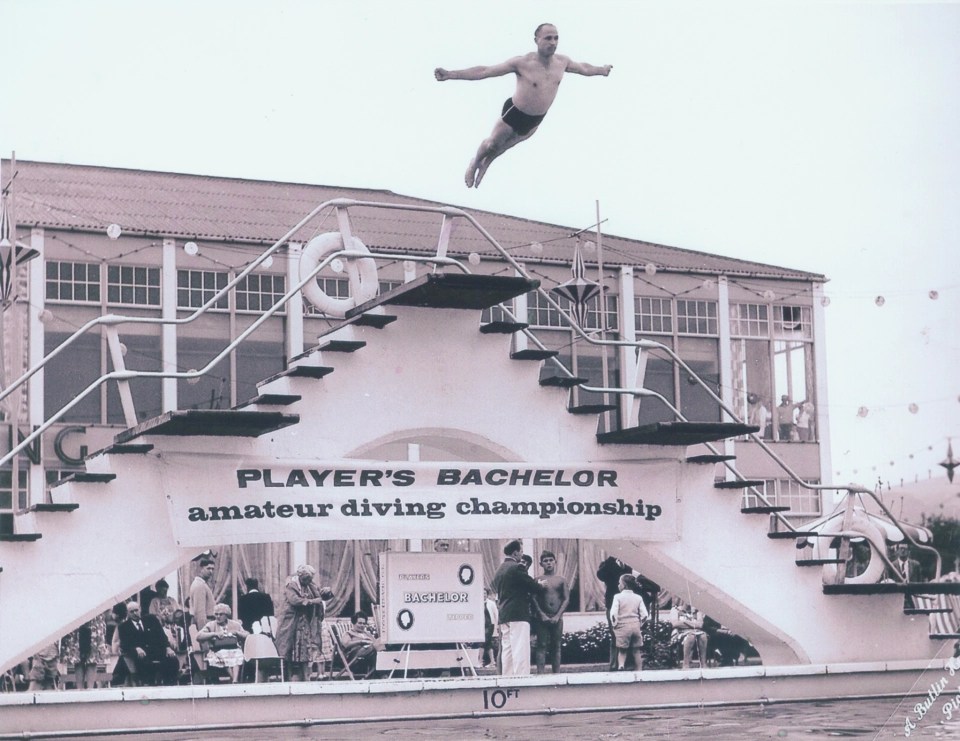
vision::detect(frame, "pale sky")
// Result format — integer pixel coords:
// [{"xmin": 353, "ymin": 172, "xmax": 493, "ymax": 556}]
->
[{"xmin": 2, "ymin": 0, "xmax": 958, "ymax": 490}]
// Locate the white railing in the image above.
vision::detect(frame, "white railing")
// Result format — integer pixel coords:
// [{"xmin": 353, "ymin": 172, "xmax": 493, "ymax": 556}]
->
[{"xmin": 0, "ymin": 199, "xmax": 933, "ymax": 580}]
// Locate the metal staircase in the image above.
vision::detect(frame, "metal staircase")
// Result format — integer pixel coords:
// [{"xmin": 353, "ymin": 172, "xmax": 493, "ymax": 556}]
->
[{"xmin": 1, "ymin": 199, "xmax": 956, "ymax": 673}]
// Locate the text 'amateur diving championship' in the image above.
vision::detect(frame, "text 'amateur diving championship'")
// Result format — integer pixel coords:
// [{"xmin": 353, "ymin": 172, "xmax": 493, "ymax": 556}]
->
[{"xmin": 168, "ymin": 461, "xmax": 692, "ymax": 544}]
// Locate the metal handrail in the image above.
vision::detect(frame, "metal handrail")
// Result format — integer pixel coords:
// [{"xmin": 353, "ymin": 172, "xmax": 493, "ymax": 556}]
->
[{"xmin": 1, "ymin": 198, "xmax": 935, "ymax": 579}]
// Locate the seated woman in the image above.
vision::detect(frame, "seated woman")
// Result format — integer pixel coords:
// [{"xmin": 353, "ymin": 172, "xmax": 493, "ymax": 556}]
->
[
  {"xmin": 196, "ymin": 603, "xmax": 250, "ymax": 683},
  {"xmin": 668, "ymin": 599, "xmax": 708, "ymax": 669}
]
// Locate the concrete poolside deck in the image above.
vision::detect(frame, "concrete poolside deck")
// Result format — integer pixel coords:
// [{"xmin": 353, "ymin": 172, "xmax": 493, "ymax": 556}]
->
[{"xmin": 0, "ymin": 658, "xmax": 951, "ymax": 739}]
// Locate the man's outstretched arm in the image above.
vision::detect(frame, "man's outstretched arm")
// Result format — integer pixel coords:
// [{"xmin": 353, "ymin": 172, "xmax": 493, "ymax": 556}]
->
[
  {"xmin": 435, "ymin": 58, "xmax": 519, "ymax": 82},
  {"xmin": 565, "ymin": 59, "xmax": 613, "ymax": 77}
]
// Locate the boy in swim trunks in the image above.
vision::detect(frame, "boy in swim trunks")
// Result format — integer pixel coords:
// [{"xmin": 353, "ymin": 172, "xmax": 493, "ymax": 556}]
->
[{"xmin": 435, "ymin": 23, "xmax": 612, "ymax": 188}]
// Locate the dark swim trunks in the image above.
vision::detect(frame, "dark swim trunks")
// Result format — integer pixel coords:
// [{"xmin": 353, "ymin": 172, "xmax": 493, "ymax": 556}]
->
[{"xmin": 501, "ymin": 98, "xmax": 546, "ymax": 136}]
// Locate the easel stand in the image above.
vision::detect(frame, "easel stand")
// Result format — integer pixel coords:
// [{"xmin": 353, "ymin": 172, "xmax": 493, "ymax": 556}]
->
[{"xmin": 380, "ymin": 644, "xmax": 478, "ymax": 679}]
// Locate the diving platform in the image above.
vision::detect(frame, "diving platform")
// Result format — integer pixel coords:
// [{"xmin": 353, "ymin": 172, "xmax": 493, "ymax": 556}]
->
[{"xmin": 597, "ymin": 421, "xmax": 758, "ymax": 446}]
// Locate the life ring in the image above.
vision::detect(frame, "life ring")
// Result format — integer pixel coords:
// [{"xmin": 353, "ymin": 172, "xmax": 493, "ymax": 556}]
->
[
  {"xmin": 299, "ymin": 232, "xmax": 379, "ymax": 318},
  {"xmin": 814, "ymin": 510, "xmax": 887, "ymax": 585}
]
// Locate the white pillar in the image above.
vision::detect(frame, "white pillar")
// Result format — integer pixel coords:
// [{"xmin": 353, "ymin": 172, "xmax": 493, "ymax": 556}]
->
[
  {"xmin": 27, "ymin": 228, "xmax": 45, "ymax": 505},
  {"xmin": 717, "ymin": 276, "xmax": 735, "ymax": 459},
  {"xmin": 407, "ymin": 444, "xmax": 422, "ymax": 552},
  {"xmin": 161, "ymin": 238, "xmax": 178, "ymax": 412},
  {"xmin": 513, "ymin": 266, "xmax": 528, "ymax": 353},
  {"xmin": 285, "ymin": 243, "xmax": 304, "ymax": 358},
  {"xmin": 617, "ymin": 267, "xmax": 636, "ymax": 424},
  {"xmin": 811, "ymin": 282, "xmax": 832, "ymax": 500}
]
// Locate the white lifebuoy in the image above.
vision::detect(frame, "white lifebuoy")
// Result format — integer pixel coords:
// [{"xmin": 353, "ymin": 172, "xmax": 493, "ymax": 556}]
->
[
  {"xmin": 814, "ymin": 510, "xmax": 888, "ymax": 585},
  {"xmin": 299, "ymin": 232, "xmax": 379, "ymax": 318}
]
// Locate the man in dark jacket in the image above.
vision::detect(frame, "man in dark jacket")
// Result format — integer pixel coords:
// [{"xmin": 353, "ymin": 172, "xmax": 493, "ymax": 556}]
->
[
  {"xmin": 237, "ymin": 578, "xmax": 275, "ymax": 633},
  {"xmin": 117, "ymin": 601, "xmax": 179, "ymax": 685},
  {"xmin": 491, "ymin": 539, "xmax": 544, "ymax": 676}
]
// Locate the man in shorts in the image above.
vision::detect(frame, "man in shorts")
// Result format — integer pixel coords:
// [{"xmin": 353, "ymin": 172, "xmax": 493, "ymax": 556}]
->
[{"xmin": 435, "ymin": 23, "xmax": 612, "ymax": 188}]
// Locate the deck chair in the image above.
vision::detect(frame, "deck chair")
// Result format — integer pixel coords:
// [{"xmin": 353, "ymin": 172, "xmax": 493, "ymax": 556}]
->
[
  {"xmin": 243, "ymin": 633, "xmax": 285, "ymax": 683},
  {"xmin": 328, "ymin": 621, "xmax": 375, "ymax": 680}
]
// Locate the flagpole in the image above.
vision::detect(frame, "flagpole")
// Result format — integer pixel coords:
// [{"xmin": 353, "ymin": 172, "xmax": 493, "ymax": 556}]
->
[
  {"xmin": 1, "ymin": 152, "xmax": 21, "ymax": 513},
  {"xmin": 595, "ymin": 200, "xmax": 610, "ymax": 431}
]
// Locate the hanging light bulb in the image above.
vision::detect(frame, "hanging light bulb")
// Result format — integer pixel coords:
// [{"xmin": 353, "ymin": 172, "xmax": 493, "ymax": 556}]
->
[
  {"xmin": 37, "ymin": 309, "xmax": 53, "ymax": 324},
  {"xmin": 530, "ymin": 241, "xmax": 544, "ymax": 254},
  {"xmin": 330, "ymin": 258, "xmax": 344, "ymax": 274},
  {"xmin": 762, "ymin": 290, "xmax": 776, "ymax": 301},
  {"xmin": 187, "ymin": 370, "xmax": 200, "ymax": 385},
  {"xmin": 468, "ymin": 252, "xmax": 481, "ymax": 266},
  {"xmin": 106, "ymin": 224, "xmax": 122, "ymax": 240},
  {"xmin": 644, "ymin": 262, "xmax": 657, "ymax": 275},
  {"xmin": 875, "ymin": 296, "xmax": 885, "ymax": 307},
  {"xmin": 857, "ymin": 406, "xmax": 869, "ymax": 418},
  {"xmin": 701, "ymin": 278, "xmax": 714, "ymax": 290},
  {"xmin": 183, "ymin": 242, "xmax": 199, "ymax": 256},
  {"xmin": 820, "ymin": 296, "xmax": 831, "ymax": 307},
  {"xmin": 929, "ymin": 290, "xmax": 939, "ymax": 300},
  {"xmin": 908, "ymin": 403, "xmax": 919, "ymax": 414},
  {"xmin": 261, "ymin": 256, "xmax": 274, "ymax": 269}
]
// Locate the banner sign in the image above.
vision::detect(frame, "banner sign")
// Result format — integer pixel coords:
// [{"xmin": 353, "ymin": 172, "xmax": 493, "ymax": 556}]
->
[
  {"xmin": 378, "ymin": 552, "xmax": 484, "ymax": 644},
  {"xmin": 164, "ymin": 459, "xmax": 682, "ymax": 546}
]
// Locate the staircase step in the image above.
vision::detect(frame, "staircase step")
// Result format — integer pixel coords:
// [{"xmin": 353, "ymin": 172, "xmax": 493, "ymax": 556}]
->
[
  {"xmin": 319, "ymin": 340, "xmax": 367, "ymax": 352},
  {"xmin": 795, "ymin": 558, "xmax": 845, "ymax": 566},
  {"xmin": 714, "ymin": 480, "xmax": 765, "ymax": 490},
  {"xmin": 99, "ymin": 443, "xmax": 155, "ymax": 456},
  {"xmin": 115, "ymin": 409, "xmax": 299, "ymax": 444},
  {"xmin": 568, "ymin": 404, "xmax": 618, "ymax": 415},
  {"xmin": 353, "ymin": 313, "xmax": 396, "ymax": 328},
  {"xmin": 27, "ymin": 503, "xmax": 80, "ymax": 513},
  {"xmin": 289, "ymin": 339, "xmax": 366, "ymax": 365},
  {"xmin": 260, "ymin": 366, "xmax": 334, "ymax": 386},
  {"xmin": 823, "ymin": 583, "xmax": 960, "ymax": 596},
  {"xmin": 61, "ymin": 472, "xmax": 117, "ymax": 485},
  {"xmin": 0, "ymin": 533, "xmax": 42, "ymax": 542},
  {"xmin": 597, "ymin": 422, "xmax": 760, "ymax": 447},
  {"xmin": 349, "ymin": 273, "xmax": 539, "ymax": 313},
  {"xmin": 767, "ymin": 531, "xmax": 821, "ymax": 540},
  {"xmin": 741, "ymin": 505, "xmax": 791, "ymax": 514},
  {"xmin": 686, "ymin": 455, "xmax": 737, "ymax": 464},
  {"xmin": 236, "ymin": 393, "xmax": 302, "ymax": 409},
  {"xmin": 540, "ymin": 376, "xmax": 587, "ymax": 388},
  {"xmin": 480, "ymin": 321, "xmax": 529, "ymax": 335},
  {"xmin": 511, "ymin": 349, "xmax": 559, "ymax": 361},
  {"xmin": 905, "ymin": 607, "xmax": 954, "ymax": 615}
]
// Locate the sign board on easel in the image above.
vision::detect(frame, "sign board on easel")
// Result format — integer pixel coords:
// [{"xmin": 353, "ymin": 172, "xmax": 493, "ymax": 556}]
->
[{"xmin": 377, "ymin": 552, "xmax": 484, "ymax": 645}]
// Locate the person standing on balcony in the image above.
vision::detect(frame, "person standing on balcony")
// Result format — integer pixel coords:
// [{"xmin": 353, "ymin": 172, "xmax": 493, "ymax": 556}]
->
[
  {"xmin": 776, "ymin": 395, "xmax": 798, "ymax": 441},
  {"xmin": 435, "ymin": 23, "xmax": 612, "ymax": 188}
]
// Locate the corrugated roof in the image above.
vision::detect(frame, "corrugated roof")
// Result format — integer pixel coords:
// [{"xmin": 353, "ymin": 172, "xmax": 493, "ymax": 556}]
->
[{"xmin": 2, "ymin": 160, "xmax": 824, "ymax": 281}]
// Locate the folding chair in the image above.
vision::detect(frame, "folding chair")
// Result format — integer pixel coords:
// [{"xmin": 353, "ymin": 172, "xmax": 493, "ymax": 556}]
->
[
  {"xmin": 328, "ymin": 621, "xmax": 375, "ymax": 680},
  {"xmin": 243, "ymin": 633, "xmax": 285, "ymax": 683}
]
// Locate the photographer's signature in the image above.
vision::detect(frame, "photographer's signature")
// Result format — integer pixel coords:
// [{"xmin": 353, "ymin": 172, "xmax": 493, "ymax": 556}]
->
[{"xmin": 905, "ymin": 656, "xmax": 960, "ymax": 736}]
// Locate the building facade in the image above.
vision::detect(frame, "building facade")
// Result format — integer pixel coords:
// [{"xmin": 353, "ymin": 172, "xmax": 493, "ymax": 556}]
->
[{"xmin": 0, "ymin": 160, "xmax": 830, "ymax": 619}]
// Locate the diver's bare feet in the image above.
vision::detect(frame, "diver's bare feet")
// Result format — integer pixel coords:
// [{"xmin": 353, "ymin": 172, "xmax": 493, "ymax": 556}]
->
[
  {"xmin": 465, "ymin": 158, "xmax": 479, "ymax": 188},
  {"xmin": 474, "ymin": 156, "xmax": 493, "ymax": 188}
]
